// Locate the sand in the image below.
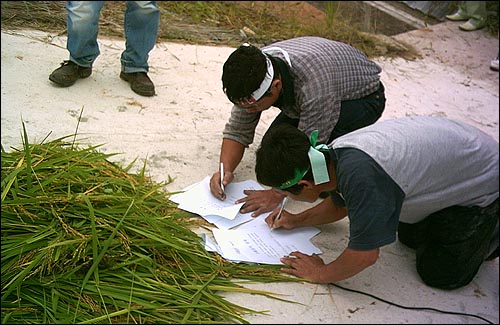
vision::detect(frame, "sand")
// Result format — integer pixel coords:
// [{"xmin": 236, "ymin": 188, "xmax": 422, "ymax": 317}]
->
[{"xmin": 1, "ymin": 20, "xmax": 498, "ymax": 323}]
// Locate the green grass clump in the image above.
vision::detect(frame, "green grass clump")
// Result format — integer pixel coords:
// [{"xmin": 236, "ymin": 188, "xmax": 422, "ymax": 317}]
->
[
  {"xmin": 0, "ymin": 1, "xmax": 420, "ymax": 59},
  {"xmin": 1, "ymin": 124, "xmax": 300, "ymax": 324}
]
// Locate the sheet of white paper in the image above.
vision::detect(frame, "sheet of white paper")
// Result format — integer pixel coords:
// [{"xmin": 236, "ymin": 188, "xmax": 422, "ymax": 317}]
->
[
  {"xmin": 169, "ymin": 176, "xmax": 267, "ymax": 226},
  {"xmin": 212, "ymin": 225, "xmax": 322, "ymax": 265},
  {"xmin": 199, "ymin": 233, "xmax": 223, "ymax": 255},
  {"xmin": 176, "ymin": 177, "xmax": 244, "ymax": 220},
  {"xmin": 204, "ymin": 211, "xmax": 256, "ymax": 230},
  {"xmin": 169, "ymin": 181, "xmax": 199, "ymax": 204},
  {"xmin": 238, "ymin": 216, "xmax": 321, "ymax": 240}
]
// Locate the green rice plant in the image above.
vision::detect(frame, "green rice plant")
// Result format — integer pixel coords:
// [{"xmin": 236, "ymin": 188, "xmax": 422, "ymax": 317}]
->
[{"xmin": 1, "ymin": 123, "xmax": 302, "ymax": 324}]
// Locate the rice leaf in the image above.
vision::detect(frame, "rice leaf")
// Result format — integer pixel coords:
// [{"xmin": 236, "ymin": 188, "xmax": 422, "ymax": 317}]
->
[{"xmin": 1, "ymin": 128, "xmax": 304, "ymax": 324}]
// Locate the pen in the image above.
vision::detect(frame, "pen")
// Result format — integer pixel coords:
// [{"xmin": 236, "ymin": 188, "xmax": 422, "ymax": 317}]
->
[
  {"xmin": 220, "ymin": 162, "xmax": 225, "ymax": 194},
  {"xmin": 273, "ymin": 197, "xmax": 288, "ymax": 226}
]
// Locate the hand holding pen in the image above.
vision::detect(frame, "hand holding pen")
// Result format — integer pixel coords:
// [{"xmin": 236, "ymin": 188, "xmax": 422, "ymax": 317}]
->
[
  {"xmin": 219, "ymin": 162, "xmax": 226, "ymax": 200},
  {"xmin": 271, "ymin": 197, "xmax": 288, "ymax": 229}
]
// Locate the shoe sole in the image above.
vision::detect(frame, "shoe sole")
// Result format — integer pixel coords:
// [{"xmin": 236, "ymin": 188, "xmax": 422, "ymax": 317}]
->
[
  {"xmin": 132, "ymin": 89, "xmax": 155, "ymax": 97},
  {"xmin": 129, "ymin": 87, "xmax": 156, "ymax": 96}
]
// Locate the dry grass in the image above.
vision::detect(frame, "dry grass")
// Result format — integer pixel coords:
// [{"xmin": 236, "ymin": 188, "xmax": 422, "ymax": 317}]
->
[{"xmin": 1, "ymin": 1, "xmax": 422, "ymax": 59}]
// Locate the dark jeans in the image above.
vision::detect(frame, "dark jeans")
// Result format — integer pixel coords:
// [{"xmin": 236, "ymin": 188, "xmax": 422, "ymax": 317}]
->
[
  {"xmin": 268, "ymin": 81, "xmax": 386, "ymax": 143},
  {"xmin": 329, "ymin": 81, "xmax": 386, "ymax": 142},
  {"xmin": 398, "ymin": 198, "xmax": 499, "ymax": 290}
]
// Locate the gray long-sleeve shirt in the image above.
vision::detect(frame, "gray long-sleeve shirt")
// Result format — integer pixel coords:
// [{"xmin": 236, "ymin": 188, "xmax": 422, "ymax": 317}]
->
[{"xmin": 223, "ymin": 36, "xmax": 382, "ymax": 146}]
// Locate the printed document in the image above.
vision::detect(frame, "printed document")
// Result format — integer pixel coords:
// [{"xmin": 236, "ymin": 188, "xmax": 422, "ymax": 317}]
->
[
  {"xmin": 212, "ymin": 217, "xmax": 321, "ymax": 264},
  {"xmin": 171, "ymin": 176, "xmax": 322, "ymax": 264},
  {"xmin": 170, "ymin": 176, "xmax": 268, "ymax": 229}
]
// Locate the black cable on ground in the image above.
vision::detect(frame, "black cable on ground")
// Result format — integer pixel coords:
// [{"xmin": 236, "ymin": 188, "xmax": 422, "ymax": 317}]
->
[{"xmin": 330, "ymin": 283, "xmax": 494, "ymax": 324}]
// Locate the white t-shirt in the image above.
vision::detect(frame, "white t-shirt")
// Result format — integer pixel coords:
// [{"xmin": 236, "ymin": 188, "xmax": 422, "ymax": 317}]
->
[{"xmin": 330, "ymin": 116, "xmax": 499, "ymax": 224}]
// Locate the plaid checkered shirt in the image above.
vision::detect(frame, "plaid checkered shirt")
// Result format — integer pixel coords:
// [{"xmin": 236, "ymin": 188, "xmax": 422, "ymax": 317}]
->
[{"xmin": 223, "ymin": 36, "xmax": 382, "ymax": 146}]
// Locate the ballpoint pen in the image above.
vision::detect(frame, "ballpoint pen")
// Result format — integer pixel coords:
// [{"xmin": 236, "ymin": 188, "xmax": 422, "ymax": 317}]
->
[
  {"xmin": 273, "ymin": 197, "xmax": 288, "ymax": 227},
  {"xmin": 220, "ymin": 162, "xmax": 225, "ymax": 194}
]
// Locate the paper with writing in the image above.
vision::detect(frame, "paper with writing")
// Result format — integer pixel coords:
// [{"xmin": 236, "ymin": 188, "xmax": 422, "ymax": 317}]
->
[
  {"xmin": 212, "ymin": 223, "xmax": 321, "ymax": 264},
  {"xmin": 170, "ymin": 176, "xmax": 268, "ymax": 228}
]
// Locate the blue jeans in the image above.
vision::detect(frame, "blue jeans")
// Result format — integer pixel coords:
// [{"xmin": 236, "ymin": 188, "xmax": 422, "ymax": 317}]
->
[{"xmin": 66, "ymin": 1, "xmax": 159, "ymax": 73}]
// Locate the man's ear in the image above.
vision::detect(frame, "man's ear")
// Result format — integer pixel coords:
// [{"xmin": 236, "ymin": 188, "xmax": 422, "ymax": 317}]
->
[
  {"xmin": 297, "ymin": 179, "xmax": 315, "ymax": 190},
  {"xmin": 272, "ymin": 78, "xmax": 281, "ymax": 91}
]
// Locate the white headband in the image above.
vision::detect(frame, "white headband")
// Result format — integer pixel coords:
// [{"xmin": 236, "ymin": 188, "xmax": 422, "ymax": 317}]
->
[{"xmin": 247, "ymin": 55, "xmax": 274, "ymax": 104}]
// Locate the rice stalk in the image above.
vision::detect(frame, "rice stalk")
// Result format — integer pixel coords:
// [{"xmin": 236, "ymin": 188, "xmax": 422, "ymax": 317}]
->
[{"xmin": 1, "ymin": 127, "xmax": 302, "ymax": 324}]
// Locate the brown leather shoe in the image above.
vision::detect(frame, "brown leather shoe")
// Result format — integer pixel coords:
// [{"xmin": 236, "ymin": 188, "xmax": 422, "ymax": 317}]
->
[
  {"xmin": 120, "ymin": 71, "xmax": 155, "ymax": 96},
  {"xmin": 49, "ymin": 61, "xmax": 92, "ymax": 87}
]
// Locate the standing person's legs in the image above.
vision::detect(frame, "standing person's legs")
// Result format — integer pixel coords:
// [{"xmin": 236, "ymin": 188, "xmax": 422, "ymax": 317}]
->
[
  {"xmin": 328, "ymin": 82, "xmax": 386, "ymax": 142},
  {"xmin": 459, "ymin": 1, "xmax": 487, "ymax": 31},
  {"xmin": 49, "ymin": 1, "xmax": 103, "ymax": 86},
  {"xmin": 447, "ymin": 1, "xmax": 469, "ymax": 20},
  {"xmin": 67, "ymin": 1, "xmax": 104, "ymax": 67},
  {"xmin": 121, "ymin": 1, "xmax": 160, "ymax": 73},
  {"xmin": 464, "ymin": 1, "xmax": 487, "ymax": 22},
  {"xmin": 119, "ymin": 1, "xmax": 160, "ymax": 96}
]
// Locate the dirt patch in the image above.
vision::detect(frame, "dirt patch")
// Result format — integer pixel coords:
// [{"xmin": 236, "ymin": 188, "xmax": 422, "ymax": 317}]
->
[
  {"xmin": 0, "ymin": 1, "xmax": 419, "ymax": 59},
  {"xmin": 236, "ymin": 1, "xmax": 327, "ymax": 27},
  {"xmin": 234, "ymin": 1, "xmax": 426, "ymax": 36},
  {"xmin": 308, "ymin": 1, "xmax": 422, "ymax": 36}
]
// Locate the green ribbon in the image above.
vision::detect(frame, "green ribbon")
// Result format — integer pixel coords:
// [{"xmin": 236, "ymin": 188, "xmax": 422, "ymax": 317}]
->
[
  {"xmin": 307, "ymin": 130, "xmax": 330, "ymax": 185},
  {"xmin": 278, "ymin": 130, "xmax": 330, "ymax": 189}
]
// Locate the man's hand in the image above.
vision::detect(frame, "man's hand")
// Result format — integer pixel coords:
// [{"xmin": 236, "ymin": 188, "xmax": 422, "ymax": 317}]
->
[
  {"xmin": 209, "ymin": 169, "xmax": 234, "ymax": 200},
  {"xmin": 280, "ymin": 252, "xmax": 328, "ymax": 283},
  {"xmin": 265, "ymin": 207, "xmax": 297, "ymax": 230},
  {"xmin": 281, "ymin": 249, "xmax": 380, "ymax": 284},
  {"xmin": 236, "ymin": 188, "xmax": 285, "ymax": 217}
]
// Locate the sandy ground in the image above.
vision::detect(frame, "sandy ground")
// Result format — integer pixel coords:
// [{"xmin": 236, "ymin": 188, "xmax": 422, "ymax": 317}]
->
[{"xmin": 1, "ymin": 20, "xmax": 498, "ymax": 324}]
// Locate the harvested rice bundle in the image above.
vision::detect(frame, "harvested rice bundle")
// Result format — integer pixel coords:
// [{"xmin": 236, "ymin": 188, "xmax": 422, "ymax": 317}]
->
[{"xmin": 1, "ymin": 126, "xmax": 297, "ymax": 324}]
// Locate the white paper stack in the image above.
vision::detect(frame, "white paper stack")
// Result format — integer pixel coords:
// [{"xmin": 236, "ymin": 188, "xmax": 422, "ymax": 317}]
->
[
  {"xmin": 170, "ymin": 177, "xmax": 322, "ymax": 265},
  {"xmin": 170, "ymin": 176, "xmax": 259, "ymax": 229}
]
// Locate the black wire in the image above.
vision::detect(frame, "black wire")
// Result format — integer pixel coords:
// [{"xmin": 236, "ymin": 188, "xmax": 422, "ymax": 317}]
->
[{"xmin": 330, "ymin": 283, "xmax": 495, "ymax": 324}]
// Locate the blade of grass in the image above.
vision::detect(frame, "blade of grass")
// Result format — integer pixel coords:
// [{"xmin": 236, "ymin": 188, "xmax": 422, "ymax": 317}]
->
[
  {"xmin": 21, "ymin": 121, "xmax": 32, "ymax": 190},
  {"xmin": 1, "ymin": 156, "xmax": 24, "ymax": 201},
  {"xmin": 74, "ymin": 196, "xmax": 132, "ymax": 323}
]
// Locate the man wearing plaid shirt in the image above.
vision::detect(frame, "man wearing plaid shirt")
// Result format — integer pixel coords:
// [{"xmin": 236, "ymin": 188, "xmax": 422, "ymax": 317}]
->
[{"xmin": 210, "ymin": 37, "xmax": 385, "ymax": 215}]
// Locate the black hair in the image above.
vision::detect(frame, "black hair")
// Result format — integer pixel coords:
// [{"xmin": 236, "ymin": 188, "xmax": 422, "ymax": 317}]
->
[
  {"xmin": 222, "ymin": 44, "xmax": 277, "ymax": 104},
  {"xmin": 254, "ymin": 125, "xmax": 311, "ymax": 194},
  {"xmin": 256, "ymin": 124, "xmax": 333, "ymax": 195}
]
